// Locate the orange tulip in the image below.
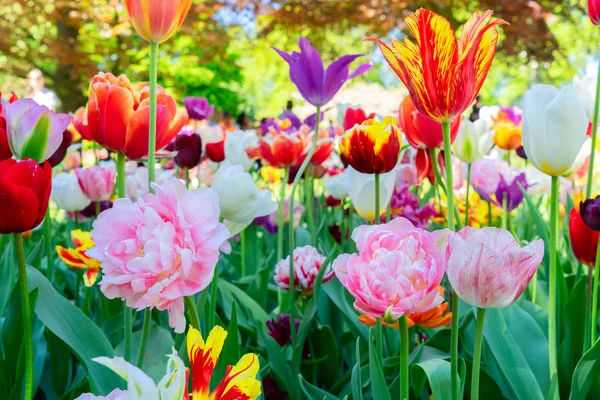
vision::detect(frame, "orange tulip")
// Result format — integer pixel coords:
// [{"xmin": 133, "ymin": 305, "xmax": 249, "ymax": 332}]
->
[
  {"xmin": 359, "ymin": 303, "xmax": 451, "ymax": 329},
  {"xmin": 87, "ymin": 72, "xmax": 187, "ymax": 160},
  {"xmin": 339, "ymin": 117, "xmax": 401, "ymax": 174},
  {"xmin": 366, "ymin": 9, "xmax": 506, "ymax": 122},
  {"xmin": 124, "ymin": 0, "xmax": 193, "ymax": 44},
  {"xmin": 255, "ymin": 132, "xmax": 306, "ymax": 168}
]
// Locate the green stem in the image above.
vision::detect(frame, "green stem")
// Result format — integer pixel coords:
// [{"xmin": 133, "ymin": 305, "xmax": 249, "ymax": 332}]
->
[
  {"xmin": 74, "ymin": 212, "xmax": 79, "ymax": 230},
  {"xmin": 374, "ymin": 173, "xmax": 380, "ymax": 224},
  {"xmin": 116, "ymin": 152, "xmax": 131, "ymax": 361},
  {"xmin": 531, "ymin": 270, "xmax": 538, "ymax": 304},
  {"xmin": 586, "ymin": 58, "xmax": 600, "ymax": 199},
  {"xmin": 241, "ymin": 228, "xmax": 247, "ymax": 277},
  {"xmin": 148, "ymin": 42, "xmax": 159, "ymax": 191},
  {"xmin": 451, "ymin": 289, "xmax": 460, "ymax": 400},
  {"xmin": 184, "ymin": 167, "xmax": 190, "ymax": 189},
  {"xmin": 207, "ymin": 270, "xmax": 219, "ymax": 330},
  {"xmin": 429, "ymin": 147, "xmax": 462, "ymax": 229},
  {"xmin": 44, "ymin": 209, "xmax": 53, "ymax": 281},
  {"xmin": 399, "ymin": 315, "xmax": 409, "ymax": 400},
  {"xmin": 95, "ymin": 201, "xmax": 100, "ymax": 217},
  {"xmin": 585, "ymin": 267, "xmax": 593, "ymax": 351},
  {"xmin": 305, "ymin": 171, "xmax": 316, "ymax": 245},
  {"xmin": 117, "ymin": 152, "xmax": 126, "ymax": 198},
  {"xmin": 502, "ymin": 194, "xmax": 508, "ymax": 230},
  {"xmin": 471, "ymin": 308, "xmax": 486, "ymax": 400},
  {"xmin": 549, "ymin": 176, "xmax": 559, "ymax": 396},
  {"xmin": 386, "ymin": 203, "xmax": 392, "ymax": 223},
  {"xmin": 14, "ymin": 233, "xmax": 33, "ymax": 400},
  {"xmin": 465, "ymin": 163, "xmax": 471, "ymax": 226},
  {"xmin": 277, "ymin": 166, "xmax": 289, "ymax": 262},
  {"xmin": 487, "ymin": 201, "xmax": 492, "ymax": 227},
  {"xmin": 591, "ymin": 239, "xmax": 600, "ymax": 343},
  {"xmin": 184, "ymin": 295, "xmax": 201, "ymax": 331},
  {"xmin": 288, "ymin": 106, "xmax": 321, "ymax": 347},
  {"xmin": 376, "ymin": 318, "xmax": 383, "ymax": 363},
  {"xmin": 135, "ymin": 309, "xmax": 152, "ymax": 368},
  {"xmin": 441, "ymin": 121, "xmax": 455, "ymax": 231}
]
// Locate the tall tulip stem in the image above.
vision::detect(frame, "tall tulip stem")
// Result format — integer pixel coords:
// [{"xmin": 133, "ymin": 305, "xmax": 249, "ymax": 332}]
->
[
  {"xmin": 184, "ymin": 295, "xmax": 201, "ymax": 331},
  {"xmin": 277, "ymin": 166, "xmax": 289, "ymax": 262},
  {"xmin": 289, "ymin": 106, "xmax": 321, "ymax": 348},
  {"xmin": 591, "ymin": 238, "xmax": 600, "ymax": 343},
  {"xmin": 15, "ymin": 233, "xmax": 33, "ymax": 400},
  {"xmin": 586, "ymin": 60, "xmax": 600, "ymax": 199},
  {"xmin": 399, "ymin": 315, "xmax": 409, "ymax": 400},
  {"xmin": 305, "ymin": 170, "xmax": 316, "ymax": 245},
  {"xmin": 44, "ymin": 209, "xmax": 53, "ymax": 281},
  {"xmin": 471, "ymin": 308, "xmax": 486, "ymax": 400},
  {"xmin": 549, "ymin": 176, "xmax": 559, "ymax": 396},
  {"xmin": 465, "ymin": 163, "xmax": 471, "ymax": 226},
  {"xmin": 375, "ymin": 173, "xmax": 380, "ymax": 224},
  {"xmin": 441, "ymin": 121, "xmax": 455, "ymax": 230},
  {"xmin": 148, "ymin": 42, "xmax": 159, "ymax": 192},
  {"xmin": 135, "ymin": 310, "xmax": 151, "ymax": 368}
]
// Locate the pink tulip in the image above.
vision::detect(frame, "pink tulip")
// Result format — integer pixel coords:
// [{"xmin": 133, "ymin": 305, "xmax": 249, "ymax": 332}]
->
[
  {"xmin": 274, "ymin": 245, "xmax": 333, "ymax": 293},
  {"xmin": 333, "ymin": 218, "xmax": 448, "ymax": 320},
  {"xmin": 76, "ymin": 165, "xmax": 116, "ymax": 202},
  {"xmin": 87, "ymin": 180, "xmax": 229, "ymax": 333},
  {"xmin": 446, "ymin": 227, "xmax": 544, "ymax": 308}
]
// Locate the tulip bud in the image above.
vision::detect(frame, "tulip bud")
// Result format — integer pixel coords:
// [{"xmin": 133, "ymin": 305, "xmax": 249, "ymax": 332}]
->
[
  {"xmin": 124, "ymin": 0, "xmax": 193, "ymax": 44},
  {"xmin": 3, "ymin": 98, "xmax": 72, "ymax": 163},
  {"xmin": 452, "ymin": 119, "xmax": 495, "ymax": 164},
  {"xmin": 580, "ymin": 196, "xmax": 600, "ymax": 231}
]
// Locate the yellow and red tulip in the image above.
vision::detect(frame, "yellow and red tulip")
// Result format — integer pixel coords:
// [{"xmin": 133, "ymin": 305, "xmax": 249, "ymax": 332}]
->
[
  {"xmin": 56, "ymin": 230, "xmax": 100, "ymax": 286},
  {"xmin": 124, "ymin": 0, "xmax": 193, "ymax": 44},
  {"xmin": 187, "ymin": 325, "xmax": 261, "ymax": 400},
  {"xmin": 366, "ymin": 9, "xmax": 506, "ymax": 122}
]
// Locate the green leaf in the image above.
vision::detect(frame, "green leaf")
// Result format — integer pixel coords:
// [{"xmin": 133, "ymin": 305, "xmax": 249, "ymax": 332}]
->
[
  {"xmin": 351, "ymin": 338, "xmax": 363, "ymax": 400},
  {"xmin": 569, "ymin": 337, "xmax": 600, "ymax": 399},
  {"xmin": 26, "ymin": 266, "xmax": 121, "ymax": 394},
  {"xmin": 0, "ymin": 239, "xmax": 15, "ymax": 316},
  {"xmin": 213, "ymin": 302, "xmax": 240, "ymax": 385},
  {"xmin": 411, "ymin": 359, "xmax": 453, "ymax": 400},
  {"xmin": 546, "ymin": 373, "xmax": 558, "ymax": 400},
  {"xmin": 26, "ymin": 237, "xmax": 45, "ymax": 266},
  {"xmin": 322, "ymin": 280, "xmax": 368, "ymax": 339},
  {"xmin": 368, "ymin": 328, "xmax": 391, "ymax": 400},
  {"xmin": 299, "ymin": 374, "xmax": 340, "ymax": 400},
  {"xmin": 218, "ymin": 279, "xmax": 269, "ymax": 331},
  {"xmin": 261, "ymin": 333, "xmax": 301, "ymax": 399}
]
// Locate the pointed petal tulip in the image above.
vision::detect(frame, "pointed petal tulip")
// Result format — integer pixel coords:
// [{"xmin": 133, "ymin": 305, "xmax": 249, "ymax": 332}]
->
[
  {"xmin": 570, "ymin": 207, "xmax": 599, "ymax": 267},
  {"xmin": 522, "ymin": 84, "xmax": 589, "ymax": 176},
  {"xmin": 367, "ymin": 9, "xmax": 506, "ymax": 122},
  {"xmin": 210, "ymin": 353, "xmax": 261, "ymax": 400},
  {"xmin": 340, "ymin": 117, "xmax": 401, "ymax": 174},
  {"xmin": 124, "ymin": 0, "xmax": 193, "ymax": 44}
]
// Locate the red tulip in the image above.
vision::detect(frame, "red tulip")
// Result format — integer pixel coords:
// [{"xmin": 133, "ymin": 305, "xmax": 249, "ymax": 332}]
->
[
  {"xmin": 206, "ymin": 140, "xmax": 225, "ymax": 163},
  {"xmin": 0, "ymin": 92, "xmax": 18, "ymax": 162},
  {"xmin": 87, "ymin": 72, "xmax": 187, "ymax": 160},
  {"xmin": 0, "ymin": 159, "xmax": 52, "ymax": 234},
  {"xmin": 309, "ymin": 131, "xmax": 334, "ymax": 166},
  {"xmin": 569, "ymin": 207, "xmax": 599, "ymax": 267},
  {"xmin": 71, "ymin": 106, "xmax": 92, "ymax": 141},
  {"xmin": 590, "ymin": 0, "xmax": 600, "ymax": 25},
  {"xmin": 343, "ymin": 107, "xmax": 376, "ymax": 132},
  {"xmin": 257, "ymin": 132, "xmax": 306, "ymax": 168}
]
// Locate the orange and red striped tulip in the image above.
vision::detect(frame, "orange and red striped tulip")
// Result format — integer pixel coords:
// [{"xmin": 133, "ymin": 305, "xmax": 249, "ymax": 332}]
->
[
  {"xmin": 56, "ymin": 230, "xmax": 101, "ymax": 286},
  {"xmin": 124, "ymin": 0, "xmax": 193, "ymax": 44},
  {"xmin": 256, "ymin": 132, "xmax": 306, "ymax": 168},
  {"xmin": 366, "ymin": 9, "xmax": 506, "ymax": 122},
  {"xmin": 339, "ymin": 117, "xmax": 401, "ymax": 174}
]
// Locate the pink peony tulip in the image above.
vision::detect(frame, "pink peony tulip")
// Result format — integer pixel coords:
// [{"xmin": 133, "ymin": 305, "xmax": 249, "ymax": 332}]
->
[
  {"xmin": 333, "ymin": 218, "xmax": 448, "ymax": 320},
  {"xmin": 87, "ymin": 180, "xmax": 229, "ymax": 332},
  {"xmin": 446, "ymin": 227, "xmax": 544, "ymax": 308},
  {"xmin": 76, "ymin": 165, "xmax": 116, "ymax": 202},
  {"xmin": 274, "ymin": 245, "xmax": 332, "ymax": 293}
]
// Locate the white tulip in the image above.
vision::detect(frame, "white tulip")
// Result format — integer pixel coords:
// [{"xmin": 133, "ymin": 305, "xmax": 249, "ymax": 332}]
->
[
  {"xmin": 324, "ymin": 170, "xmax": 348, "ymax": 199},
  {"xmin": 212, "ymin": 162, "xmax": 278, "ymax": 235},
  {"xmin": 452, "ymin": 118, "xmax": 495, "ymax": 164},
  {"xmin": 51, "ymin": 172, "xmax": 91, "ymax": 211},
  {"xmin": 224, "ymin": 130, "xmax": 259, "ymax": 172},
  {"xmin": 346, "ymin": 166, "xmax": 395, "ymax": 221},
  {"xmin": 522, "ymin": 84, "xmax": 589, "ymax": 176},
  {"xmin": 573, "ymin": 70, "xmax": 597, "ymax": 120}
]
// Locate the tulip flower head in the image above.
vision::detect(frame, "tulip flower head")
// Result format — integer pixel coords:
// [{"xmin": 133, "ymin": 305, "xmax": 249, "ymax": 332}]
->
[
  {"xmin": 273, "ymin": 36, "xmax": 372, "ymax": 107},
  {"xmin": 367, "ymin": 9, "xmax": 506, "ymax": 122},
  {"xmin": 0, "ymin": 92, "xmax": 18, "ymax": 161},
  {"xmin": 76, "ymin": 165, "xmax": 116, "ymax": 202},
  {"xmin": 446, "ymin": 227, "xmax": 544, "ymax": 308},
  {"xmin": 187, "ymin": 325, "xmax": 261, "ymax": 400},
  {"xmin": 343, "ymin": 107, "xmax": 376, "ymax": 131},
  {"xmin": 580, "ymin": 196, "xmax": 600, "ymax": 231},
  {"xmin": 346, "ymin": 166, "xmax": 396, "ymax": 221},
  {"xmin": 205, "ymin": 140, "xmax": 226, "ymax": 163},
  {"xmin": 88, "ymin": 180, "xmax": 229, "ymax": 333},
  {"xmin": 570, "ymin": 207, "xmax": 600, "ymax": 267},
  {"xmin": 522, "ymin": 84, "xmax": 589, "ymax": 176},
  {"xmin": 324, "ymin": 169, "xmax": 349, "ymax": 200},
  {"xmin": 71, "ymin": 106, "xmax": 92, "ymax": 142},
  {"xmin": 333, "ymin": 218, "xmax": 448, "ymax": 320},
  {"xmin": 183, "ymin": 97, "xmax": 214, "ymax": 121},
  {"xmin": 3, "ymin": 98, "xmax": 72, "ymax": 163},
  {"xmin": 339, "ymin": 117, "xmax": 401, "ymax": 174},
  {"xmin": 274, "ymin": 245, "xmax": 333, "ymax": 293},
  {"xmin": 492, "ymin": 113, "xmax": 522, "ymax": 151},
  {"xmin": 267, "ymin": 314, "xmax": 300, "ymax": 346},
  {"xmin": 590, "ymin": 0, "xmax": 600, "ymax": 25},
  {"xmin": 255, "ymin": 131, "xmax": 306, "ymax": 168},
  {"xmin": 172, "ymin": 131, "xmax": 202, "ymax": 169},
  {"xmin": 0, "ymin": 159, "xmax": 52, "ymax": 234},
  {"xmin": 224, "ymin": 130, "xmax": 259, "ymax": 172},
  {"xmin": 52, "ymin": 172, "xmax": 92, "ymax": 212},
  {"xmin": 476, "ymin": 172, "xmax": 531, "ymax": 212},
  {"xmin": 124, "ymin": 0, "xmax": 193, "ymax": 44},
  {"xmin": 453, "ymin": 118, "xmax": 495, "ymax": 164},
  {"xmin": 56, "ymin": 230, "xmax": 101, "ymax": 286},
  {"xmin": 389, "ymin": 184, "xmax": 436, "ymax": 229}
]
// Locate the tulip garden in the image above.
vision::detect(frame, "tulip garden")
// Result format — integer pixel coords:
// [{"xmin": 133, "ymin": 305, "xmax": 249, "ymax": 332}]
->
[{"xmin": 3, "ymin": 1, "xmax": 600, "ymax": 400}]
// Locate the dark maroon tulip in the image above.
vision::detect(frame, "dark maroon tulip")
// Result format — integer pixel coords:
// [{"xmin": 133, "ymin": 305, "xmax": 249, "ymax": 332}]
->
[
  {"xmin": 173, "ymin": 133, "xmax": 201, "ymax": 169},
  {"xmin": 47, "ymin": 130, "xmax": 73, "ymax": 168},
  {"xmin": 581, "ymin": 196, "xmax": 600, "ymax": 231},
  {"xmin": 516, "ymin": 145, "xmax": 527, "ymax": 160}
]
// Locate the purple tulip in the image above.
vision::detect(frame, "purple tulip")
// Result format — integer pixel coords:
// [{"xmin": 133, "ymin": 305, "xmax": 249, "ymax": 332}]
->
[
  {"xmin": 173, "ymin": 132, "xmax": 202, "ymax": 169},
  {"xmin": 183, "ymin": 97, "xmax": 214, "ymax": 121},
  {"xmin": 477, "ymin": 173, "xmax": 531, "ymax": 212},
  {"xmin": 581, "ymin": 196, "xmax": 600, "ymax": 231},
  {"xmin": 500, "ymin": 105, "xmax": 523, "ymax": 126},
  {"xmin": 273, "ymin": 37, "xmax": 372, "ymax": 107},
  {"xmin": 281, "ymin": 109, "xmax": 324, "ymax": 132},
  {"xmin": 260, "ymin": 118, "xmax": 280, "ymax": 134}
]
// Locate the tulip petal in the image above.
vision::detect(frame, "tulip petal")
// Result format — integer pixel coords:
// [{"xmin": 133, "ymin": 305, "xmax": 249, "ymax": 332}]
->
[{"xmin": 88, "ymin": 82, "xmax": 134, "ymax": 152}]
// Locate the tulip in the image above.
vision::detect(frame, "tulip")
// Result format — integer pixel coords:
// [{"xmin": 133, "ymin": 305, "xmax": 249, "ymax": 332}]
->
[
  {"xmin": 389, "ymin": 184, "xmax": 436, "ymax": 229},
  {"xmin": 87, "ymin": 72, "xmax": 187, "ymax": 160},
  {"xmin": 124, "ymin": 0, "xmax": 193, "ymax": 44},
  {"xmin": 273, "ymin": 37, "xmax": 372, "ymax": 107},
  {"xmin": 574, "ymin": 71, "xmax": 598, "ymax": 121},
  {"xmin": 3, "ymin": 98, "xmax": 72, "ymax": 163},
  {"xmin": 0, "ymin": 92, "xmax": 18, "ymax": 162},
  {"xmin": 56, "ymin": 230, "xmax": 101, "ymax": 286},
  {"xmin": 590, "ymin": 0, "xmax": 600, "ymax": 25},
  {"xmin": 51, "ymin": 173, "xmax": 92, "ymax": 212},
  {"xmin": 453, "ymin": 119, "xmax": 495, "ymax": 164},
  {"xmin": 0, "ymin": 159, "xmax": 52, "ymax": 234},
  {"xmin": 308, "ymin": 130, "xmax": 334, "ymax": 166},
  {"xmin": 492, "ymin": 119, "xmax": 522, "ymax": 151},
  {"xmin": 367, "ymin": 9, "xmax": 506, "ymax": 122},
  {"xmin": 76, "ymin": 165, "xmax": 116, "ymax": 202},
  {"xmin": 183, "ymin": 97, "xmax": 214, "ymax": 121},
  {"xmin": 205, "ymin": 140, "xmax": 225, "ymax": 163},
  {"xmin": 71, "ymin": 106, "xmax": 92, "ymax": 141},
  {"xmin": 274, "ymin": 245, "xmax": 333, "ymax": 293},
  {"xmin": 47, "ymin": 130, "xmax": 74, "ymax": 168},
  {"xmin": 580, "ymin": 195, "xmax": 600, "ymax": 231},
  {"xmin": 223, "ymin": 130, "xmax": 259, "ymax": 172},
  {"xmin": 339, "ymin": 117, "xmax": 401, "ymax": 174},
  {"xmin": 343, "ymin": 107, "xmax": 376, "ymax": 131},
  {"xmin": 346, "ymin": 166, "xmax": 395, "ymax": 221},
  {"xmin": 255, "ymin": 131, "xmax": 305, "ymax": 168},
  {"xmin": 267, "ymin": 314, "xmax": 300, "ymax": 347},
  {"xmin": 522, "ymin": 84, "xmax": 589, "ymax": 176},
  {"xmin": 570, "ymin": 207, "xmax": 599, "ymax": 267},
  {"xmin": 211, "ymin": 162, "xmax": 278, "ymax": 236},
  {"xmin": 172, "ymin": 132, "xmax": 201, "ymax": 169},
  {"xmin": 475, "ymin": 172, "xmax": 531, "ymax": 212},
  {"xmin": 324, "ymin": 169, "xmax": 349, "ymax": 200}
]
